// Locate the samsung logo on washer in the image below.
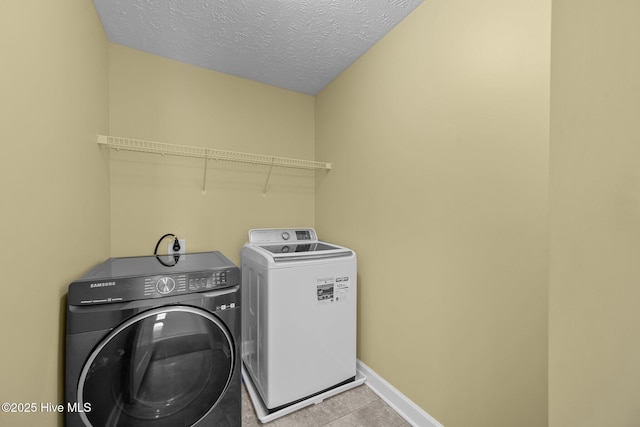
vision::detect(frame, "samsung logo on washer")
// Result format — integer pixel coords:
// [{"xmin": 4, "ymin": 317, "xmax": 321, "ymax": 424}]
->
[{"xmin": 90, "ymin": 281, "xmax": 116, "ymax": 289}]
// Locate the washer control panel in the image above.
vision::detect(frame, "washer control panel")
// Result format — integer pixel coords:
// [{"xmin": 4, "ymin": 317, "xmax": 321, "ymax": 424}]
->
[{"xmin": 248, "ymin": 228, "xmax": 317, "ymax": 245}]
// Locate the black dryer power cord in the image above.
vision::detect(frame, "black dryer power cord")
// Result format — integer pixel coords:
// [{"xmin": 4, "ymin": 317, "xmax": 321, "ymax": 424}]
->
[{"xmin": 154, "ymin": 233, "xmax": 181, "ymax": 267}]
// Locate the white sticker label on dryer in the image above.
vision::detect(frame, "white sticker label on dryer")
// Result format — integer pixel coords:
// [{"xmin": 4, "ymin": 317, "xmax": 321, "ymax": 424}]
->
[{"xmin": 317, "ymin": 276, "xmax": 350, "ymax": 304}]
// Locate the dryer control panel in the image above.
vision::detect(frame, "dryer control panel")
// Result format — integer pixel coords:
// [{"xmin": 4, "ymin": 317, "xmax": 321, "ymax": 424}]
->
[
  {"xmin": 145, "ymin": 270, "xmax": 231, "ymax": 297},
  {"xmin": 68, "ymin": 251, "xmax": 239, "ymax": 306},
  {"xmin": 68, "ymin": 268, "xmax": 238, "ymax": 306}
]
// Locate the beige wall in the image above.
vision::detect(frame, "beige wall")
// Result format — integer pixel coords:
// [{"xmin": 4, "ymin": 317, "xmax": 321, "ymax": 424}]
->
[
  {"xmin": 549, "ymin": 1, "xmax": 640, "ymax": 426},
  {"xmin": 108, "ymin": 44, "xmax": 316, "ymax": 264},
  {"xmin": 315, "ymin": 1, "xmax": 551, "ymax": 426},
  {"xmin": 0, "ymin": 1, "xmax": 110, "ymax": 426}
]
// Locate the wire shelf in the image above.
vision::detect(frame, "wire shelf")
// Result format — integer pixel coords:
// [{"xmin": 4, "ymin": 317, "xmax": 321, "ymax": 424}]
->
[
  {"xmin": 97, "ymin": 135, "xmax": 331, "ymax": 170},
  {"xmin": 97, "ymin": 135, "xmax": 331, "ymax": 194}
]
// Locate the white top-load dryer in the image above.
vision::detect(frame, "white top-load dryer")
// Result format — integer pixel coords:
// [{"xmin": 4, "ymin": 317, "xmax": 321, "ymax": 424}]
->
[{"xmin": 241, "ymin": 228, "xmax": 358, "ymax": 413}]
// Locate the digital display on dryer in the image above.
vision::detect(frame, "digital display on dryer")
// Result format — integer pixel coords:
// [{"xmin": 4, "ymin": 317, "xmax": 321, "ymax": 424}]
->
[{"xmin": 188, "ymin": 271, "xmax": 228, "ymax": 291}]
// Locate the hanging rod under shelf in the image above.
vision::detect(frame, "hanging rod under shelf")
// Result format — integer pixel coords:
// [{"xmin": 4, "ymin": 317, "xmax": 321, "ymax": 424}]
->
[
  {"xmin": 97, "ymin": 135, "xmax": 331, "ymax": 170},
  {"xmin": 97, "ymin": 135, "xmax": 331, "ymax": 194}
]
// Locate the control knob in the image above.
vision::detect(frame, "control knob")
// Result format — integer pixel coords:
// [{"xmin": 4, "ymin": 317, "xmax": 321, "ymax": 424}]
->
[
  {"xmin": 156, "ymin": 277, "xmax": 176, "ymax": 295},
  {"xmin": 282, "ymin": 232, "xmax": 290, "ymax": 240}
]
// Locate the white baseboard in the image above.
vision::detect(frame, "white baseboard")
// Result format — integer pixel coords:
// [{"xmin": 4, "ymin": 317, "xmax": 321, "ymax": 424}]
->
[{"xmin": 357, "ymin": 360, "xmax": 444, "ymax": 427}]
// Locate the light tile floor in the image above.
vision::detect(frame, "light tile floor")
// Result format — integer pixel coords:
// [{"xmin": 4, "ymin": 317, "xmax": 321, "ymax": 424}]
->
[{"xmin": 242, "ymin": 382, "xmax": 410, "ymax": 427}]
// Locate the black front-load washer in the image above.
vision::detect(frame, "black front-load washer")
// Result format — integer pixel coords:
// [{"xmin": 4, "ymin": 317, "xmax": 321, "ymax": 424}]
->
[{"xmin": 65, "ymin": 252, "xmax": 241, "ymax": 427}]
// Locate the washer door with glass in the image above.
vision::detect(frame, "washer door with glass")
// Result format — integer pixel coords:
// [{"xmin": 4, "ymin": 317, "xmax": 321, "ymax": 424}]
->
[{"xmin": 76, "ymin": 306, "xmax": 234, "ymax": 427}]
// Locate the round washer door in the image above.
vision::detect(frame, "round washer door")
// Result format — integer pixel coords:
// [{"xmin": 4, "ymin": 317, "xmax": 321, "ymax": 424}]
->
[{"xmin": 77, "ymin": 306, "xmax": 234, "ymax": 427}]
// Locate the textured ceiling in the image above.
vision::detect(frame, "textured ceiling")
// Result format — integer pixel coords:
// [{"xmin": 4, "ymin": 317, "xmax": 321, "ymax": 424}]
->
[{"xmin": 92, "ymin": 0, "xmax": 424, "ymax": 95}]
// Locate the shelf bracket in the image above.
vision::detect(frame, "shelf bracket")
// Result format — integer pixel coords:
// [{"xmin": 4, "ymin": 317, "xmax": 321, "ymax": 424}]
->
[
  {"xmin": 202, "ymin": 157, "xmax": 209, "ymax": 194},
  {"xmin": 262, "ymin": 158, "xmax": 275, "ymax": 196}
]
